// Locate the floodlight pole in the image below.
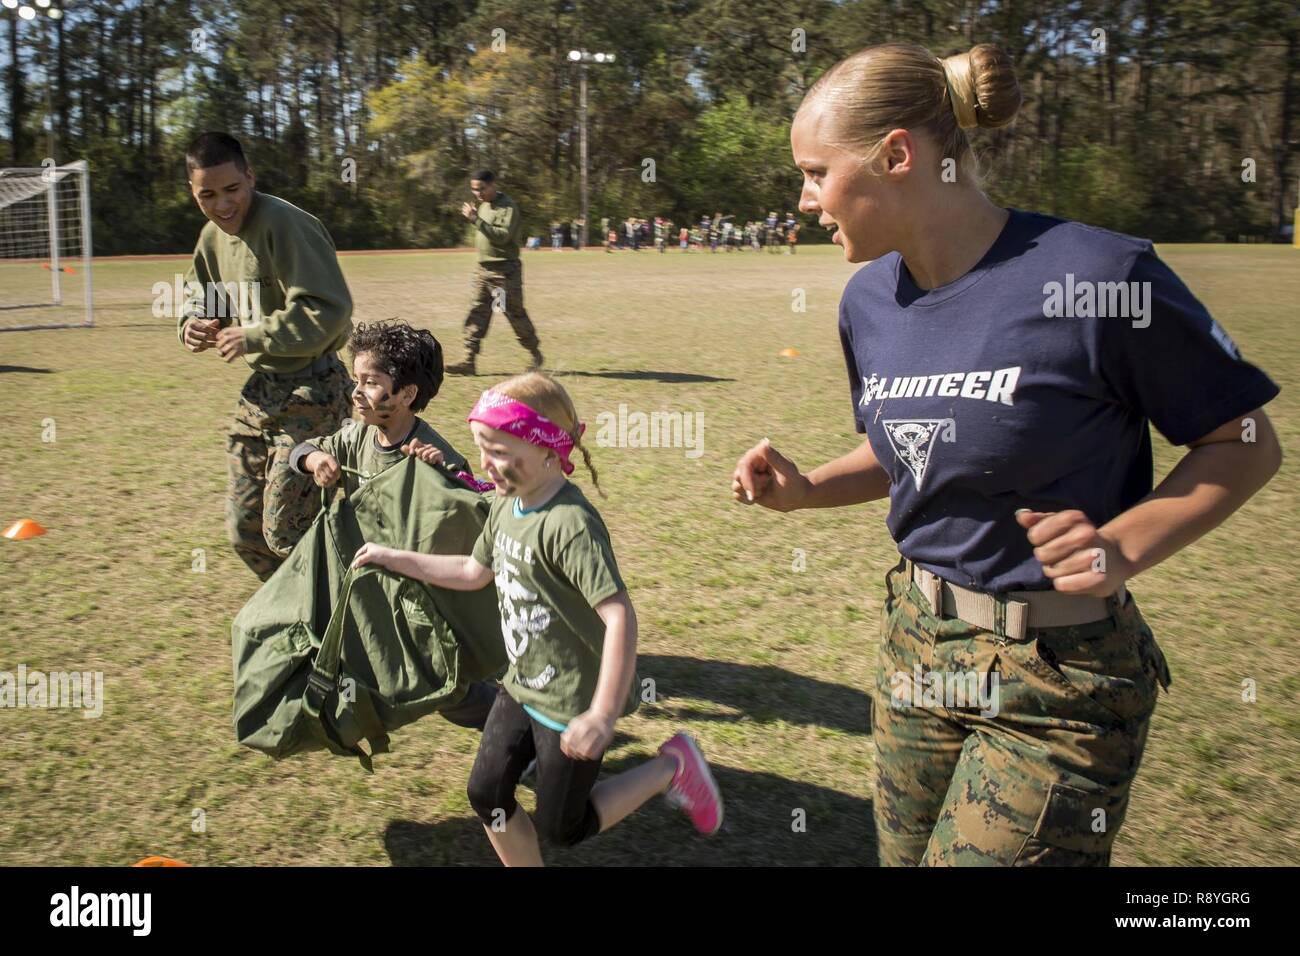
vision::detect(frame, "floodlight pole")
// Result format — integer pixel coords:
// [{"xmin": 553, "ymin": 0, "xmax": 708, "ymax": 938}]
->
[
  {"xmin": 568, "ymin": 50, "xmax": 615, "ymax": 249},
  {"xmin": 579, "ymin": 63, "xmax": 588, "ymax": 248}
]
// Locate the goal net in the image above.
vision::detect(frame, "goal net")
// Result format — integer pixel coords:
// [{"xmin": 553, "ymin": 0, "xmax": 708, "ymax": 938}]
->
[{"xmin": 0, "ymin": 160, "xmax": 94, "ymax": 330}]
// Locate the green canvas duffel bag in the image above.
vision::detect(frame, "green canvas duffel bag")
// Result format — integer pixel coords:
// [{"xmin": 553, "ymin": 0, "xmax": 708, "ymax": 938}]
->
[{"xmin": 231, "ymin": 456, "xmax": 505, "ymax": 770}]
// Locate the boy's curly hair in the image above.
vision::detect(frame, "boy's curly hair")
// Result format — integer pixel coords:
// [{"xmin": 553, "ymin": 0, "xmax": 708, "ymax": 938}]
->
[{"xmin": 347, "ymin": 321, "xmax": 444, "ymax": 412}]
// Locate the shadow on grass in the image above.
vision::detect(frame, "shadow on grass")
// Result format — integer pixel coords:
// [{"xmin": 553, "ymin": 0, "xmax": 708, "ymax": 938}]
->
[
  {"xmin": 383, "ymin": 761, "xmax": 877, "ymax": 866},
  {"xmin": 552, "ymin": 369, "xmax": 733, "ymax": 384},
  {"xmin": 0, "ymin": 365, "xmax": 52, "ymax": 374},
  {"xmin": 639, "ymin": 654, "xmax": 873, "ymax": 736}
]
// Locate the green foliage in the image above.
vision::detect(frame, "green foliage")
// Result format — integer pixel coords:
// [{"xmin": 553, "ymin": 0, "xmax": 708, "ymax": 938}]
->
[
  {"xmin": 1, "ymin": 0, "xmax": 1295, "ymax": 251},
  {"xmin": 1053, "ymin": 143, "xmax": 1154, "ymax": 236},
  {"xmin": 676, "ymin": 97, "xmax": 801, "ymax": 221}
]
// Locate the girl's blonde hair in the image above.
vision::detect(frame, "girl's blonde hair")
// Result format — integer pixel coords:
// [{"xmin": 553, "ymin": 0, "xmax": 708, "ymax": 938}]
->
[
  {"xmin": 799, "ymin": 42, "xmax": 1021, "ymax": 180},
  {"xmin": 493, "ymin": 371, "xmax": 603, "ymax": 496}
]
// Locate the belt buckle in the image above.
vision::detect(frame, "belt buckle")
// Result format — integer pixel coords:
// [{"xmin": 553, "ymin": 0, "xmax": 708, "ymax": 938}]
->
[
  {"xmin": 914, "ymin": 566, "xmax": 943, "ymax": 620},
  {"xmin": 999, "ymin": 595, "xmax": 1028, "ymax": 643}
]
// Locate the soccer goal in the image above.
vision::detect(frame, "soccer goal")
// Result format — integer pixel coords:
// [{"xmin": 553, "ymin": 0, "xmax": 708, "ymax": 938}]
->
[{"xmin": 0, "ymin": 160, "xmax": 94, "ymax": 330}]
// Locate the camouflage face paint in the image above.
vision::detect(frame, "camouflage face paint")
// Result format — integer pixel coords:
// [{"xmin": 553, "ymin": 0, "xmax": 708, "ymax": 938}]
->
[
  {"xmin": 351, "ymin": 352, "xmax": 406, "ymax": 421},
  {"xmin": 355, "ymin": 384, "xmax": 403, "ymax": 423},
  {"xmin": 371, "ymin": 390, "xmax": 396, "ymax": 420}
]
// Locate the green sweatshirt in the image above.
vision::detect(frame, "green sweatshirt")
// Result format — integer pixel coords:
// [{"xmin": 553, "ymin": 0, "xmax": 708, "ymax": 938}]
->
[
  {"xmin": 177, "ymin": 191, "xmax": 353, "ymax": 374},
  {"xmin": 473, "ymin": 191, "xmax": 522, "ymax": 263}
]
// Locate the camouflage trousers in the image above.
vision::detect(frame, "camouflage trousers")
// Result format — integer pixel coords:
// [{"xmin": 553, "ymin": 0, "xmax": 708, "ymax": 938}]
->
[
  {"xmin": 226, "ymin": 359, "xmax": 354, "ymax": 581},
  {"xmin": 462, "ymin": 259, "xmax": 540, "ymax": 359},
  {"xmin": 872, "ymin": 558, "xmax": 1172, "ymax": 866}
]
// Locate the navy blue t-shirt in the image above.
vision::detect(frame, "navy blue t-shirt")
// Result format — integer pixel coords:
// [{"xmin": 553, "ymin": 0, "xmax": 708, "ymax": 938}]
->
[{"xmin": 839, "ymin": 209, "xmax": 1279, "ymax": 592}]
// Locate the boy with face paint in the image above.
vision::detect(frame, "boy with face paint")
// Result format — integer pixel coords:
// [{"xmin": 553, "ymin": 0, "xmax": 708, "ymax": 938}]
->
[
  {"xmin": 276, "ymin": 321, "xmax": 499, "ymax": 732},
  {"xmin": 284, "ymin": 322, "xmax": 473, "ymax": 501}
]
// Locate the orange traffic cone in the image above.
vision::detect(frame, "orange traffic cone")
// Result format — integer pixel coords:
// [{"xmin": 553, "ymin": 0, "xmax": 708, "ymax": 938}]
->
[
  {"xmin": 3, "ymin": 519, "xmax": 46, "ymax": 540},
  {"xmin": 132, "ymin": 856, "xmax": 191, "ymax": 867},
  {"xmin": 778, "ymin": 347, "xmax": 800, "ymax": 358}
]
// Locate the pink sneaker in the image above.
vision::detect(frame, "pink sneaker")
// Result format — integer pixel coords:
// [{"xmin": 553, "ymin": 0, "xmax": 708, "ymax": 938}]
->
[{"xmin": 659, "ymin": 733, "xmax": 723, "ymax": 835}]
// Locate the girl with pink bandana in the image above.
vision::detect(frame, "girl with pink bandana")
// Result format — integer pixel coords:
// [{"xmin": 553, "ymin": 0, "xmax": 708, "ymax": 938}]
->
[{"xmin": 352, "ymin": 371, "xmax": 722, "ymax": 864}]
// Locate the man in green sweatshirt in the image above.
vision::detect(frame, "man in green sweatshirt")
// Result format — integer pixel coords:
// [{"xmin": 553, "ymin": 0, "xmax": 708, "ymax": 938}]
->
[
  {"xmin": 445, "ymin": 170, "xmax": 544, "ymax": 376},
  {"xmin": 177, "ymin": 132, "xmax": 355, "ymax": 581}
]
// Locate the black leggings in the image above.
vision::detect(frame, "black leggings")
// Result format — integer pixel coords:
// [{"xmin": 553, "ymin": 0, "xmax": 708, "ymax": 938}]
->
[{"xmin": 466, "ymin": 692, "xmax": 603, "ymax": 847}]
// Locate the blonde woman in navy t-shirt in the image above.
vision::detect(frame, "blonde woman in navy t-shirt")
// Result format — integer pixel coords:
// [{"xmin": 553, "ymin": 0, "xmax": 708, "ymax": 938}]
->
[{"xmin": 732, "ymin": 42, "xmax": 1281, "ymax": 866}]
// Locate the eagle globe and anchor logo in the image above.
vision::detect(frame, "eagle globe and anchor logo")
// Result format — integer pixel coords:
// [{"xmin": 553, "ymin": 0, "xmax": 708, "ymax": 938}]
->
[{"xmin": 860, "ymin": 374, "xmax": 956, "ymax": 492}]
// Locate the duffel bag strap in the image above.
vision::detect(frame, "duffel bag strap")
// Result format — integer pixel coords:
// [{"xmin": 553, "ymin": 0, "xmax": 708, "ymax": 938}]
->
[
  {"xmin": 303, "ymin": 564, "xmax": 378, "ymax": 713},
  {"xmin": 301, "ymin": 563, "xmax": 387, "ymax": 772}
]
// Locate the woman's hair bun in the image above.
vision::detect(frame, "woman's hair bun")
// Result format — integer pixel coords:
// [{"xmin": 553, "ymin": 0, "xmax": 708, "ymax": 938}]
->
[{"xmin": 966, "ymin": 43, "xmax": 1022, "ymax": 129}]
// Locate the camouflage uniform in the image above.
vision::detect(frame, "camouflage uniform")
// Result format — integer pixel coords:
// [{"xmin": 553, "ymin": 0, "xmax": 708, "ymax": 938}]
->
[
  {"xmin": 228, "ymin": 357, "xmax": 354, "ymax": 580},
  {"xmin": 462, "ymin": 260, "xmax": 541, "ymax": 361},
  {"xmin": 873, "ymin": 558, "xmax": 1172, "ymax": 866}
]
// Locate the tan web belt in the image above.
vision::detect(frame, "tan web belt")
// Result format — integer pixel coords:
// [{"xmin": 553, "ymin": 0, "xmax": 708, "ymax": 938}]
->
[{"xmin": 906, "ymin": 560, "xmax": 1122, "ymax": 641}]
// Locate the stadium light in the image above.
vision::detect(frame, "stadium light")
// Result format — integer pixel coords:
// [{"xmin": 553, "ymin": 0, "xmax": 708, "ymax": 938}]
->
[
  {"xmin": 5, "ymin": 0, "xmax": 64, "ymax": 17},
  {"xmin": 568, "ymin": 50, "xmax": 617, "ymax": 249}
]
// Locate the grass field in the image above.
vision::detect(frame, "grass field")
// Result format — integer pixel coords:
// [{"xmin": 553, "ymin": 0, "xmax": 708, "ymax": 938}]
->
[{"xmin": 1, "ymin": 242, "xmax": 1296, "ymax": 866}]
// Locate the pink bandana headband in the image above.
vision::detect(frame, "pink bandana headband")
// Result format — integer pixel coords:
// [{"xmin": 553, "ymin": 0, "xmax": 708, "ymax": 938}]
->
[{"xmin": 467, "ymin": 389, "xmax": 585, "ymax": 475}]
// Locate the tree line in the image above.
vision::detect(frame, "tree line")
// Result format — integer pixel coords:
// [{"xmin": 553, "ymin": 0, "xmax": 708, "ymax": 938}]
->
[{"xmin": 2, "ymin": 0, "xmax": 1296, "ymax": 254}]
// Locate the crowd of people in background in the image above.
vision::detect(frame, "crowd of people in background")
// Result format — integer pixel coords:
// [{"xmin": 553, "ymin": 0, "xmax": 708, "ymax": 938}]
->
[{"xmin": 530, "ymin": 212, "xmax": 805, "ymax": 254}]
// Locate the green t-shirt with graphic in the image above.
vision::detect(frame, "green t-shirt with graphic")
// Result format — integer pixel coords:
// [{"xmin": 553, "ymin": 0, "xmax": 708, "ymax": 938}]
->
[
  {"xmin": 471, "ymin": 482, "xmax": 638, "ymax": 727},
  {"xmin": 298, "ymin": 417, "xmax": 470, "ymax": 495}
]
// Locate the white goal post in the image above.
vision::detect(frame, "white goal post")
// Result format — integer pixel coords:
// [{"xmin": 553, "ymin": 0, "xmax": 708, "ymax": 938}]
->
[{"xmin": 0, "ymin": 160, "xmax": 94, "ymax": 330}]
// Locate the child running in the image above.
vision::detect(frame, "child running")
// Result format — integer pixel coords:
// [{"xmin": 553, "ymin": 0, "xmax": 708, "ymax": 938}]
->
[
  {"xmin": 282, "ymin": 320, "xmax": 499, "ymax": 730},
  {"xmin": 350, "ymin": 372, "xmax": 723, "ymax": 864},
  {"xmin": 285, "ymin": 321, "xmax": 474, "ymax": 499},
  {"xmin": 265, "ymin": 319, "xmax": 472, "ymax": 558}
]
